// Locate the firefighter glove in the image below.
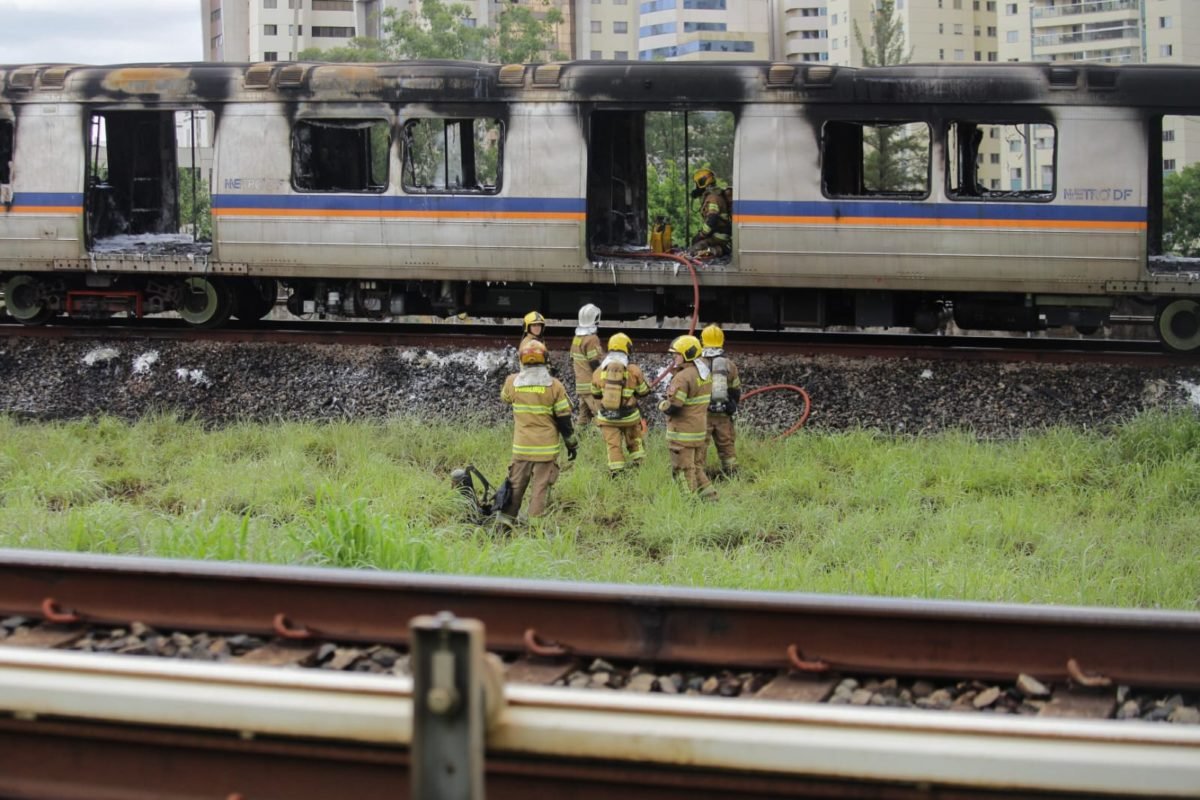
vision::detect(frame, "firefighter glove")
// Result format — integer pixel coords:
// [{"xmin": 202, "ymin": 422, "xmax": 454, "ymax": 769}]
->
[{"xmin": 725, "ymin": 399, "xmax": 737, "ymax": 417}]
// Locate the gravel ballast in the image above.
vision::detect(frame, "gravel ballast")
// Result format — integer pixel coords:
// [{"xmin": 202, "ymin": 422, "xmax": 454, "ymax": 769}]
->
[{"xmin": 1, "ymin": 337, "xmax": 1199, "ymax": 436}]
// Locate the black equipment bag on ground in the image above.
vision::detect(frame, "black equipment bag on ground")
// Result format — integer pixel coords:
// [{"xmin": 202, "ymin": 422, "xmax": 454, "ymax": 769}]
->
[{"xmin": 450, "ymin": 465, "xmax": 512, "ymax": 522}]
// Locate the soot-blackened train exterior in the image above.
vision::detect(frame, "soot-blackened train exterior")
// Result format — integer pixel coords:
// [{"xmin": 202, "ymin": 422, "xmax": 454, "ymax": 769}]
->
[{"xmin": 1, "ymin": 60, "xmax": 1199, "ymax": 350}]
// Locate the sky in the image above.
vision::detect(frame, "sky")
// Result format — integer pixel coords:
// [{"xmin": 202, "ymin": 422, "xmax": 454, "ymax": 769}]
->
[{"xmin": 0, "ymin": 0, "xmax": 203, "ymax": 65}]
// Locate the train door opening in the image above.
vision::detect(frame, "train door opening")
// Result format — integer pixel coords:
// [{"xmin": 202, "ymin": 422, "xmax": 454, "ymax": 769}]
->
[
  {"xmin": 586, "ymin": 109, "xmax": 734, "ymax": 258},
  {"xmin": 1150, "ymin": 114, "xmax": 1200, "ymax": 272},
  {"xmin": 85, "ymin": 109, "xmax": 213, "ymax": 253}
]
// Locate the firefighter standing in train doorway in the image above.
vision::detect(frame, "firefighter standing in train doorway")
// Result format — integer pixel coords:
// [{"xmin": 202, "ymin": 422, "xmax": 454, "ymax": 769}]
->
[
  {"xmin": 658, "ymin": 335, "xmax": 717, "ymax": 500},
  {"xmin": 498, "ymin": 339, "xmax": 578, "ymax": 523},
  {"xmin": 689, "ymin": 168, "xmax": 732, "ymax": 258},
  {"xmin": 700, "ymin": 324, "xmax": 742, "ymax": 477},
  {"xmin": 570, "ymin": 304, "xmax": 603, "ymax": 427},
  {"xmin": 591, "ymin": 332, "xmax": 651, "ymax": 475}
]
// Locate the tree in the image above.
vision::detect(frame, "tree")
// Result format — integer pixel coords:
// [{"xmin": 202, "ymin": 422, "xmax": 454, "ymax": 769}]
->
[
  {"xmin": 1163, "ymin": 164, "xmax": 1200, "ymax": 256},
  {"xmin": 853, "ymin": 0, "xmax": 927, "ymax": 193},
  {"xmin": 297, "ymin": 37, "xmax": 390, "ymax": 62},
  {"xmin": 386, "ymin": 0, "xmax": 490, "ymax": 61},
  {"xmin": 177, "ymin": 168, "xmax": 212, "ymax": 241},
  {"xmin": 492, "ymin": 4, "xmax": 567, "ymax": 64}
]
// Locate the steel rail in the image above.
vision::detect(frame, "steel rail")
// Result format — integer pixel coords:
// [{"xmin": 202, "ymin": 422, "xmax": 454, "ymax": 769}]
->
[
  {"xmin": 1, "ymin": 648, "xmax": 1197, "ymax": 799},
  {"xmin": 1, "ymin": 550, "xmax": 1198, "ymax": 690}
]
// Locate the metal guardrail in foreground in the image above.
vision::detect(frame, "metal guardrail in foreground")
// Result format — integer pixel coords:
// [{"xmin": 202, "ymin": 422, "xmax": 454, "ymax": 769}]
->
[{"xmin": 1, "ymin": 619, "xmax": 1198, "ymax": 800}]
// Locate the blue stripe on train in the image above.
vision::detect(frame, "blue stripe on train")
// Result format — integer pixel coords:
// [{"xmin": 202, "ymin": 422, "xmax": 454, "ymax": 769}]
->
[
  {"xmin": 735, "ymin": 199, "xmax": 1147, "ymax": 223},
  {"xmin": 10, "ymin": 192, "xmax": 85, "ymax": 206},
  {"xmin": 211, "ymin": 194, "xmax": 587, "ymax": 212}
]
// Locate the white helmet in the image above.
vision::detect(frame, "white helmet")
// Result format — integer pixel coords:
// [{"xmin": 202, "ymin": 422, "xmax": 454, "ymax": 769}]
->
[{"xmin": 578, "ymin": 303, "xmax": 601, "ymax": 327}]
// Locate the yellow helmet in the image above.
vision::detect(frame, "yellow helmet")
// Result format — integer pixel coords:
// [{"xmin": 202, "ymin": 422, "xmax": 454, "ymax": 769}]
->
[
  {"xmin": 523, "ymin": 310, "xmax": 545, "ymax": 333},
  {"xmin": 701, "ymin": 324, "xmax": 725, "ymax": 349},
  {"xmin": 519, "ymin": 339, "xmax": 548, "ymax": 366},
  {"xmin": 669, "ymin": 334, "xmax": 702, "ymax": 362},
  {"xmin": 607, "ymin": 332, "xmax": 632, "ymax": 354},
  {"xmin": 693, "ymin": 167, "xmax": 716, "ymax": 192}
]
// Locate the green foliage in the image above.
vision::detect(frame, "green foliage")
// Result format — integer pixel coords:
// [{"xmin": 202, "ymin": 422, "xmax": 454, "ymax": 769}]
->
[
  {"xmin": 853, "ymin": 0, "xmax": 912, "ymax": 68},
  {"xmin": 644, "ymin": 111, "xmax": 734, "ymax": 245},
  {"xmin": 1162, "ymin": 163, "xmax": 1200, "ymax": 256},
  {"xmin": 177, "ymin": 168, "xmax": 212, "ymax": 241},
  {"xmin": 300, "ymin": 0, "xmax": 564, "ymax": 64},
  {"xmin": 1, "ymin": 412, "xmax": 1198, "ymax": 609}
]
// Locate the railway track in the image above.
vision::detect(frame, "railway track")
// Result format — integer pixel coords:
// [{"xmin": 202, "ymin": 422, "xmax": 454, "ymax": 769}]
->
[
  {"xmin": 0, "ymin": 550, "xmax": 1197, "ymax": 798},
  {"xmin": 0, "ymin": 315, "xmax": 1184, "ymax": 365}
]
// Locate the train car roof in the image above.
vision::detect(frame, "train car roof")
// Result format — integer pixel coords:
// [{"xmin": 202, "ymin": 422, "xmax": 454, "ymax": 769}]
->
[{"xmin": 2, "ymin": 60, "xmax": 1200, "ymax": 108}]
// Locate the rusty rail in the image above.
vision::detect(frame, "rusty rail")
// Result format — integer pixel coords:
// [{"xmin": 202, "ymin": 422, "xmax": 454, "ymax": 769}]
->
[{"xmin": 1, "ymin": 549, "xmax": 1197, "ymax": 690}]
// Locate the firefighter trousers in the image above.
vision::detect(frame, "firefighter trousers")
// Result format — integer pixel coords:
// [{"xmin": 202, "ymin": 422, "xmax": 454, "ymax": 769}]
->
[
  {"xmin": 669, "ymin": 444, "xmax": 715, "ymax": 496},
  {"xmin": 600, "ymin": 423, "xmax": 645, "ymax": 472},
  {"xmin": 502, "ymin": 459, "xmax": 560, "ymax": 518},
  {"xmin": 706, "ymin": 413, "xmax": 736, "ymax": 469}
]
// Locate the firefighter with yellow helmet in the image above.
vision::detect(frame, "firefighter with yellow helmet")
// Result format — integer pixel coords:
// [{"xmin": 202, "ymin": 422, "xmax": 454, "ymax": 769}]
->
[
  {"xmin": 520, "ymin": 310, "xmax": 546, "ymax": 351},
  {"xmin": 570, "ymin": 304, "xmax": 604, "ymax": 426},
  {"xmin": 700, "ymin": 324, "xmax": 742, "ymax": 476},
  {"xmin": 590, "ymin": 332, "xmax": 651, "ymax": 474},
  {"xmin": 689, "ymin": 167, "xmax": 732, "ymax": 258},
  {"xmin": 498, "ymin": 339, "xmax": 578, "ymax": 521},
  {"xmin": 657, "ymin": 334, "xmax": 717, "ymax": 499}
]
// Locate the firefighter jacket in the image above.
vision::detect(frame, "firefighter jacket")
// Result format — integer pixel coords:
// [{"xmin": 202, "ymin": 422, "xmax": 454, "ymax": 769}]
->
[
  {"xmin": 570, "ymin": 331, "xmax": 602, "ymax": 396},
  {"xmin": 699, "ymin": 188, "xmax": 732, "ymax": 243},
  {"xmin": 590, "ymin": 356, "xmax": 650, "ymax": 427},
  {"xmin": 501, "ymin": 367, "xmax": 573, "ymax": 462},
  {"xmin": 664, "ymin": 361, "xmax": 711, "ymax": 446},
  {"xmin": 519, "ymin": 333, "xmax": 544, "ymax": 352}
]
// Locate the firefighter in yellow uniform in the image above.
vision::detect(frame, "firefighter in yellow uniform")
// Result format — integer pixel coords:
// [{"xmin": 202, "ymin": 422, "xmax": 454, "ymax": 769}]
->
[
  {"xmin": 657, "ymin": 334, "xmax": 717, "ymax": 499},
  {"xmin": 520, "ymin": 310, "xmax": 546, "ymax": 352},
  {"xmin": 701, "ymin": 324, "xmax": 742, "ymax": 476},
  {"xmin": 570, "ymin": 304, "xmax": 603, "ymax": 427},
  {"xmin": 590, "ymin": 332, "xmax": 651, "ymax": 475},
  {"xmin": 499, "ymin": 339, "xmax": 578, "ymax": 521},
  {"xmin": 689, "ymin": 168, "xmax": 732, "ymax": 258}
]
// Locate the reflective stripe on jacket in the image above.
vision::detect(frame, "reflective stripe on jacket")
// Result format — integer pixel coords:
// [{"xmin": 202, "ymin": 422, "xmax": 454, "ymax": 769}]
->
[
  {"xmin": 590, "ymin": 362, "xmax": 650, "ymax": 427},
  {"xmin": 570, "ymin": 333, "xmax": 602, "ymax": 392},
  {"xmin": 665, "ymin": 362, "xmax": 710, "ymax": 445}
]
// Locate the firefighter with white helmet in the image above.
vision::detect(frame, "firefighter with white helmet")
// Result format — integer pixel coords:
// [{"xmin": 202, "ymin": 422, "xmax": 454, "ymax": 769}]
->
[
  {"xmin": 570, "ymin": 303, "xmax": 603, "ymax": 427},
  {"xmin": 590, "ymin": 332, "xmax": 651, "ymax": 474},
  {"xmin": 498, "ymin": 339, "xmax": 577, "ymax": 521},
  {"xmin": 700, "ymin": 324, "xmax": 742, "ymax": 476},
  {"xmin": 657, "ymin": 334, "xmax": 717, "ymax": 499}
]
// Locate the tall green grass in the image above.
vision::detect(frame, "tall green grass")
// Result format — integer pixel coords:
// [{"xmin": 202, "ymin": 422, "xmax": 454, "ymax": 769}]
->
[{"xmin": 0, "ymin": 412, "xmax": 1196, "ymax": 610}]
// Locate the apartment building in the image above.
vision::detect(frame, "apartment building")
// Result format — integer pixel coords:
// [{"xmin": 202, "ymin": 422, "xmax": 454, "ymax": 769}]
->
[
  {"xmin": 576, "ymin": 0, "xmax": 639, "ymax": 60},
  {"xmin": 637, "ymin": 0, "xmax": 772, "ymax": 61}
]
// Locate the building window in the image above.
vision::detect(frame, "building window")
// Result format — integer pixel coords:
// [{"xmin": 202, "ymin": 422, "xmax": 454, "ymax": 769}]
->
[
  {"xmin": 987, "ymin": 1, "xmax": 996, "ymax": 10},
  {"xmin": 989, "ymin": 153, "xmax": 1000, "ymax": 164},
  {"xmin": 954, "ymin": 24, "xmax": 963, "ymax": 35},
  {"xmin": 641, "ymin": 22, "xmax": 676, "ymax": 36},
  {"xmin": 822, "ymin": 120, "xmax": 931, "ymax": 199},
  {"xmin": 264, "ymin": 51, "xmax": 278, "ymax": 61},
  {"xmin": 1005, "ymin": 3, "xmax": 1016, "ymax": 14},
  {"xmin": 614, "ymin": 0, "xmax": 628, "ymax": 4},
  {"xmin": 403, "ymin": 118, "xmax": 502, "ymax": 195},
  {"xmin": 988, "ymin": 51, "xmax": 997, "ymax": 61},
  {"xmin": 683, "ymin": 0, "xmax": 726, "ymax": 8},
  {"xmin": 975, "ymin": 51, "xmax": 981, "ymax": 61},
  {"xmin": 288, "ymin": 24, "xmax": 302, "ymax": 35},
  {"xmin": 614, "ymin": 21, "xmax": 628, "ymax": 34},
  {"xmin": 288, "ymin": 0, "xmax": 302, "ymax": 7},
  {"xmin": 987, "ymin": 26, "xmax": 996, "ymax": 37},
  {"xmin": 954, "ymin": 49, "xmax": 965, "ymax": 60},
  {"xmin": 264, "ymin": 0, "xmax": 277, "ymax": 7},
  {"xmin": 684, "ymin": 21, "xmax": 727, "ymax": 32},
  {"xmin": 1164, "ymin": 159, "xmax": 1177, "ymax": 172},
  {"xmin": 211, "ymin": 8, "xmax": 221, "ymax": 23},
  {"xmin": 293, "ymin": 119, "xmax": 389, "ymax": 193},
  {"xmin": 1160, "ymin": 17, "xmax": 1172, "ymax": 29},
  {"xmin": 1164, "ymin": 129, "xmax": 1176, "ymax": 143},
  {"xmin": 639, "ymin": 0, "xmax": 676, "ymax": 11},
  {"xmin": 592, "ymin": 0, "xmax": 601, "ymax": 4},
  {"xmin": 938, "ymin": 48, "xmax": 944, "ymax": 59},
  {"xmin": 591, "ymin": 20, "xmax": 601, "ymax": 33},
  {"xmin": 614, "ymin": 50, "xmax": 629, "ymax": 60},
  {"xmin": 313, "ymin": 0, "xmax": 354, "ymax": 9},
  {"xmin": 1006, "ymin": 30, "xmax": 1018, "ymax": 43},
  {"xmin": 311, "ymin": 26, "xmax": 355, "ymax": 37},
  {"xmin": 264, "ymin": 24, "xmax": 277, "ymax": 35},
  {"xmin": 1160, "ymin": 44, "xmax": 1174, "ymax": 57},
  {"xmin": 590, "ymin": 50, "xmax": 602, "ymax": 59}
]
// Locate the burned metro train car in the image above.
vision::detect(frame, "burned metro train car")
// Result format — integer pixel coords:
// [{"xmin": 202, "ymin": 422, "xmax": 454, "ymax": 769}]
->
[{"xmin": 1, "ymin": 60, "xmax": 1199, "ymax": 350}]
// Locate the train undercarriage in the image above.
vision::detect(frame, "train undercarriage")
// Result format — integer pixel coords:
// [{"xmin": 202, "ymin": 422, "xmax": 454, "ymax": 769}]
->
[{"xmin": 4, "ymin": 269, "xmax": 1194, "ymax": 352}]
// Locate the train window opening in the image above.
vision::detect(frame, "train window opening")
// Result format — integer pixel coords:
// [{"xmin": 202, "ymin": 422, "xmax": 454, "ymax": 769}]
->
[
  {"xmin": 293, "ymin": 119, "xmax": 389, "ymax": 193},
  {"xmin": 0, "ymin": 119, "xmax": 13, "ymax": 187},
  {"xmin": 401, "ymin": 118, "xmax": 501, "ymax": 194},
  {"xmin": 86, "ymin": 110, "xmax": 214, "ymax": 251},
  {"xmin": 1152, "ymin": 114, "xmax": 1200, "ymax": 268},
  {"xmin": 947, "ymin": 121, "xmax": 1055, "ymax": 200},
  {"xmin": 587, "ymin": 109, "xmax": 734, "ymax": 254},
  {"xmin": 822, "ymin": 120, "xmax": 930, "ymax": 198}
]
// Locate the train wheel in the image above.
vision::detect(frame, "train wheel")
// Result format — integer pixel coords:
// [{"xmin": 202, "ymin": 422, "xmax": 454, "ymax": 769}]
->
[
  {"xmin": 178, "ymin": 276, "xmax": 233, "ymax": 328},
  {"xmin": 2, "ymin": 275, "xmax": 54, "ymax": 325},
  {"xmin": 232, "ymin": 278, "xmax": 278, "ymax": 321},
  {"xmin": 1155, "ymin": 298, "xmax": 1200, "ymax": 354}
]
